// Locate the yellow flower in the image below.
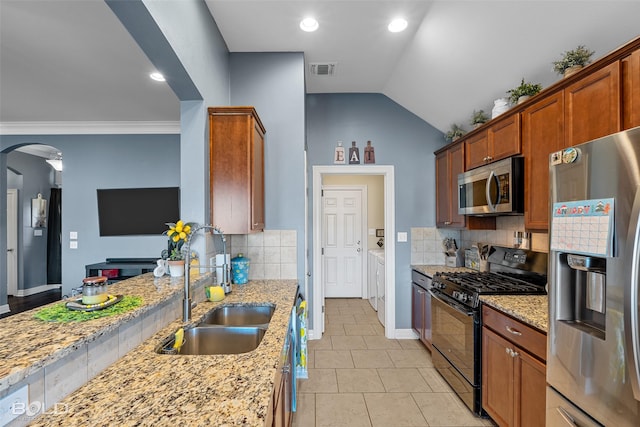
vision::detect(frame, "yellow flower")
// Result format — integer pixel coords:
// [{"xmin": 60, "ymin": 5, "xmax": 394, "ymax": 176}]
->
[{"xmin": 163, "ymin": 220, "xmax": 196, "ymax": 261}]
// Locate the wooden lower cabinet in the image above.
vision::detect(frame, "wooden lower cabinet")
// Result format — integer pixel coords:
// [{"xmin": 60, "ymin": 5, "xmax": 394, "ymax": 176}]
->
[{"xmin": 482, "ymin": 305, "xmax": 546, "ymax": 427}]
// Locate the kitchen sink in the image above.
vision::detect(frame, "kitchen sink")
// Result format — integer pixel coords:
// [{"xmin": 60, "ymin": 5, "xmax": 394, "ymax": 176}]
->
[
  {"xmin": 199, "ymin": 303, "xmax": 276, "ymax": 326},
  {"xmin": 157, "ymin": 325, "xmax": 267, "ymax": 355}
]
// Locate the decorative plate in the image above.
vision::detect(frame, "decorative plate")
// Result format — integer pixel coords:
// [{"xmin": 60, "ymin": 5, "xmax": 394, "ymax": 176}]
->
[{"xmin": 66, "ymin": 294, "xmax": 123, "ymax": 312}]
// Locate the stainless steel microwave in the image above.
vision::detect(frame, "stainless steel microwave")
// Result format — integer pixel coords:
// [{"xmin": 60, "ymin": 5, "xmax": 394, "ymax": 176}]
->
[{"xmin": 458, "ymin": 157, "xmax": 524, "ymax": 215}]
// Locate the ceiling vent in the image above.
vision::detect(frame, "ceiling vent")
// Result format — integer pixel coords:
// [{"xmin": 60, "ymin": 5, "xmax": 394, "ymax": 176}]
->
[{"xmin": 309, "ymin": 62, "xmax": 337, "ymax": 76}]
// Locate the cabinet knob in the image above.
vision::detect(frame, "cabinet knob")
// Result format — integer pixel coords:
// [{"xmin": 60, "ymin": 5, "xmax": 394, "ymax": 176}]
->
[{"xmin": 444, "ymin": 221, "xmax": 451, "ymax": 225}]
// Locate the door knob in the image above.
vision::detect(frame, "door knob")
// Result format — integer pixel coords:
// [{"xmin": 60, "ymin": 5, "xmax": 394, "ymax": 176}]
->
[{"xmin": 357, "ymin": 248, "xmax": 361, "ymax": 253}]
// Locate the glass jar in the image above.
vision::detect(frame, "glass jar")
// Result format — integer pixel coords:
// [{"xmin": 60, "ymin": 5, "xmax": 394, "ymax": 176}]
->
[{"xmin": 82, "ymin": 276, "xmax": 108, "ymax": 305}]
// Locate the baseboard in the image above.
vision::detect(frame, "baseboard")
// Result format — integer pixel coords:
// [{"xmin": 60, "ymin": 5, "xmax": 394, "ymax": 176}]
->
[
  {"xmin": 15, "ymin": 284, "xmax": 62, "ymax": 297},
  {"xmin": 393, "ymin": 328, "xmax": 419, "ymax": 339},
  {"xmin": 0, "ymin": 304, "xmax": 9, "ymax": 314},
  {"xmin": 308, "ymin": 327, "xmax": 419, "ymax": 340}
]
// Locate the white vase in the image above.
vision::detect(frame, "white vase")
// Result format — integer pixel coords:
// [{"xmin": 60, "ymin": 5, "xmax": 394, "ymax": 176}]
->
[
  {"xmin": 168, "ymin": 260, "xmax": 185, "ymax": 277},
  {"xmin": 492, "ymin": 98, "xmax": 509, "ymax": 119}
]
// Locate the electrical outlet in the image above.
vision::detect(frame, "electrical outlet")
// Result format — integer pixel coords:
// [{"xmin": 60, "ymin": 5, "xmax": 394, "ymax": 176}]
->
[
  {"xmin": 397, "ymin": 232, "xmax": 408, "ymax": 242},
  {"xmin": 70, "ymin": 241, "xmax": 78, "ymax": 249},
  {"xmin": 70, "ymin": 231, "xmax": 78, "ymax": 239}
]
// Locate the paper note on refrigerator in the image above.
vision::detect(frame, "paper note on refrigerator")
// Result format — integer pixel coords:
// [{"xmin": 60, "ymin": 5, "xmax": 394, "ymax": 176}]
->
[{"xmin": 550, "ymin": 198, "xmax": 614, "ymax": 257}]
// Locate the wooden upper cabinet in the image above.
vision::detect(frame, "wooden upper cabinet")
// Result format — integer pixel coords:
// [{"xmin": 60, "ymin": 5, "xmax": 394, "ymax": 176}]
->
[
  {"xmin": 489, "ymin": 114, "xmax": 521, "ymax": 161},
  {"xmin": 565, "ymin": 61, "xmax": 621, "ymax": 146},
  {"xmin": 436, "ymin": 144, "xmax": 466, "ymax": 228},
  {"xmin": 622, "ymin": 48, "xmax": 640, "ymax": 129},
  {"xmin": 465, "ymin": 130, "xmax": 489, "ymax": 170},
  {"xmin": 522, "ymin": 92, "xmax": 564, "ymax": 231},
  {"xmin": 209, "ymin": 106, "xmax": 266, "ymax": 234},
  {"xmin": 465, "ymin": 115, "xmax": 521, "ymax": 170}
]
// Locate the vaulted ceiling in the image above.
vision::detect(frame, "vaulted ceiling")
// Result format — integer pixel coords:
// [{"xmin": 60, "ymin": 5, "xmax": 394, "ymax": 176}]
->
[{"xmin": 2, "ymin": 0, "xmax": 639, "ymax": 141}]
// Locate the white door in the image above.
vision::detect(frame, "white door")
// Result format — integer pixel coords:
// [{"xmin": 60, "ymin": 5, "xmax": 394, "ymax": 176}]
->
[
  {"xmin": 7, "ymin": 189, "xmax": 18, "ymax": 296},
  {"xmin": 322, "ymin": 188, "xmax": 363, "ymax": 298}
]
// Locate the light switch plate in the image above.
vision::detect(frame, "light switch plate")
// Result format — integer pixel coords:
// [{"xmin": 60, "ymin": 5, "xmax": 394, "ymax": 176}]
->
[
  {"xmin": 397, "ymin": 232, "xmax": 408, "ymax": 242},
  {"xmin": 34, "ymin": 229, "xmax": 43, "ymax": 236},
  {"xmin": 70, "ymin": 231, "xmax": 78, "ymax": 240},
  {"xmin": 368, "ymin": 228, "xmax": 375, "ymax": 236},
  {"xmin": 70, "ymin": 241, "xmax": 78, "ymax": 249}
]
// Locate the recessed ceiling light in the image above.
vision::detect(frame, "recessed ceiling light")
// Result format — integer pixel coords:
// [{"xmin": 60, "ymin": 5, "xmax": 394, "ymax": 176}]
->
[
  {"xmin": 388, "ymin": 18, "xmax": 408, "ymax": 33},
  {"xmin": 300, "ymin": 17, "xmax": 319, "ymax": 32},
  {"xmin": 149, "ymin": 72, "xmax": 165, "ymax": 82}
]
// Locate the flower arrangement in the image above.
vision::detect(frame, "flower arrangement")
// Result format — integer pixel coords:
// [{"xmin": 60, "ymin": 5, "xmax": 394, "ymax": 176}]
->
[
  {"xmin": 552, "ymin": 45, "xmax": 594, "ymax": 76},
  {"xmin": 161, "ymin": 220, "xmax": 195, "ymax": 261},
  {"xmin": 506, "ymin": 78, "xmax": 542, "ymax": 105},
  {"xmin": 445, "ymin": 124, "xmax": 466, "ymax": 142}
]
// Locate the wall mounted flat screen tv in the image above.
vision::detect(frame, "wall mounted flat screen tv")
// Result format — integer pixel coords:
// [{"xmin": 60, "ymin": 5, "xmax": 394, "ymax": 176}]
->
[{"xmin": 97, "ymin": 187, "xmax": 180, "ymax": 236}]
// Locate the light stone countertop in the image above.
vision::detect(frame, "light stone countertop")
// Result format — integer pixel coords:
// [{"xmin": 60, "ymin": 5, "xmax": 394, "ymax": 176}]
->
[
  {"xmin": 24, "ymin": 278, "xmax": 299, "ymax": 426},
  {"xmin": 1, "ymin": 273, "xmax": 298, "ymax": 426},
  {"xmin": 411, "ymin": 264, "xmax": 475, "ymax": 277},
  {"xmin": 480, "ymin": 295, "xmax": 548, "ymax": 333},
  {"xmin": 0, "ymin": 272, "xmax": 212, "ymax": 392}
]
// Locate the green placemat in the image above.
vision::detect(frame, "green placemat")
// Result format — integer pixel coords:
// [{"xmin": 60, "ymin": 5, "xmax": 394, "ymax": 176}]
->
[{"xmin": 34, "ymin": 296, "xmax": 143, "ymax": 323}]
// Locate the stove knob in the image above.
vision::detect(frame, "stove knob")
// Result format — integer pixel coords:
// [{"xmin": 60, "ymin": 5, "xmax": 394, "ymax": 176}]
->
[{"xmin": 459, "ymin": 293, "xmax": 468, "ymax": 303}]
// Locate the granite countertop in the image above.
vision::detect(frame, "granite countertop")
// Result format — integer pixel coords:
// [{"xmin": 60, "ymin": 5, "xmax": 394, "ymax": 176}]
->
[
  {"xmin": 0, "ymin": 272, "xmax": 211, "ymax": 392},
  {"xmin": 27, "ymin": 278, "xmax": 299, "ymax": 426},
  {"xmin": 411, "ymin": 264, "xmax": 475, "ymax": 277},
  {"xmin": 480, "ymin": 295, "xmax": 548, "ymax": 333}
]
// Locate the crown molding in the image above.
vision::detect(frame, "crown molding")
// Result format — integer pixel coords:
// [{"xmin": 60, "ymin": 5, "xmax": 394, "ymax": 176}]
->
[{"xmin": 0, "ymin": 121, "xmax": 180, "ymax": 135}]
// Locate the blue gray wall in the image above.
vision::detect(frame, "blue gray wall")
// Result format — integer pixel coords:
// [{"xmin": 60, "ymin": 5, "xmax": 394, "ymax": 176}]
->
[
  {"xmin": 229, "ymin": 52, "xmax": 307, "ymax": 283},
  {"xmin": 6, "ymin": 151, "xmax": 56, "ymax": 291},
  {"xmin": 306, "ymin": 93, "xmax": 444, "ymax": 328},
  {"xmin": 1, "ymin": 135, "xmax": 180, "ymax": 296}
]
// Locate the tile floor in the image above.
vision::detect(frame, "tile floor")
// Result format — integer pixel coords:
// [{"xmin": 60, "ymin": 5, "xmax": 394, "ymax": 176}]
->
[{"xmin": 292, "ymin": 298, "xmax": 496, "ymax": 427}]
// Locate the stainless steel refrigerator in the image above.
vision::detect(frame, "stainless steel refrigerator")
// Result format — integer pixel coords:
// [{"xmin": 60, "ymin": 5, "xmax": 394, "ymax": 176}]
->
[{"xmin": 547, "ymin": 126, "xmax": 640, "ymax": 426}]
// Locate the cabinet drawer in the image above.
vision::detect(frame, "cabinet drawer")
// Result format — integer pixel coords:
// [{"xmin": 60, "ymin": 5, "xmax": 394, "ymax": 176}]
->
[{"xmin": 482, "ymin": 305, "xmax": 546, "ymax": 361}]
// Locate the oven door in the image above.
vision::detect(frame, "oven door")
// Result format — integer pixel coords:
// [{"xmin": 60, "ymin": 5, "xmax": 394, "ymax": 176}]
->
[{"xmin": 431, "ymin": 290, "xmax": 481, "ymax": 413}]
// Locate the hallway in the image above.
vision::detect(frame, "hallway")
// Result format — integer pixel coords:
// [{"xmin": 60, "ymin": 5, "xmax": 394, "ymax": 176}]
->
[
  {"xmin": 0, "ymin": 288, "xmax": 61, "ymax": 319},
  {"xmin": 292, "ymin": 298, "xmax": 495, "ymax": 427}
]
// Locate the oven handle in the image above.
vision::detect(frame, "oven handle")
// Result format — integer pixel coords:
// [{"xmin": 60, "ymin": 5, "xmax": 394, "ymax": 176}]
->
[{"xmin": 429, "ymin": 290, "xmax": 474, "ymax": 316}]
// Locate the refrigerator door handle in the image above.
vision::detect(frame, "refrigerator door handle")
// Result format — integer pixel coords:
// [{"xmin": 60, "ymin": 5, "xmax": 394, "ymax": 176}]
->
[
  {"xmin": 557, "ymin": 407, "xmax": 579, "ymax": 426},
  {"xmin": 624, "ymin": 185, "xmax": 640, "ymax": 401}
]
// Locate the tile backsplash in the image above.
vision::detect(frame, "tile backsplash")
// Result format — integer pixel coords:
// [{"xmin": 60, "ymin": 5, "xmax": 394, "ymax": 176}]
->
[
  {"xmin": 230, "ymin": 230, "xmax": 297, "ymax": 280},
  {"xmin": 411, "ymin": 217, "xmax": 549, "ymax": 265}
]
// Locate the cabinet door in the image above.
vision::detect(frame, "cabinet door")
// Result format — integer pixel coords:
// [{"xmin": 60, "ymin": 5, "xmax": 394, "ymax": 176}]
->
[
  {"xmin": 447, "ymin": 143, "xmax": 466, "ymax": 228},
  {"xmin": 489, "ymin": 114, "xmax": 521, "ymax": 162},
  {"xmin": 465, "ymin": 131, "xmax": 489, "ymax": 170},
  {"xmin": 515, "ymin": 349, "xmax": 546, "ymax": 427},
  {"xmin": 435, "ymin": 150, "xmax": 452, "ymax": 227},
  {"xmin": 251, "ymin": 121, "xmax": 265, "ymax": 231},
  {"xmin": 483, "ymin": 327, "xmax": 515, "ymax": 427},
  {"xmin": 622, "ymin": 49, "xmax": 640, "ymax": 129},
  {"xmin": 522, "ymin": 92, "xmax": 564, "ymax": 231},
  {"xmin": 565, "ymin": 61, "xmax": 621, "ymax": 146}
]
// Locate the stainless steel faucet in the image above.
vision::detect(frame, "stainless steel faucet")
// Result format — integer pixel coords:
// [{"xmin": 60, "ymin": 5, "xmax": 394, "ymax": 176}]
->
[{"xmin": 182, "ymin": 224, "xmax": 230, "ymax": 322}]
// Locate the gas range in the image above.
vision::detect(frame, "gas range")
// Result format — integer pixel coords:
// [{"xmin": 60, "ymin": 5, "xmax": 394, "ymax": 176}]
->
[
  {"xmin": 431, "ymin": 246, "xmax": 548, "ymax": 310},
  {"xmin": 432, "ymin": 271, "xmax": 546, "ymax": 309},
  {"xmin": 429, "ymin": 245, "xmax": 548, "ymax": 417}
]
